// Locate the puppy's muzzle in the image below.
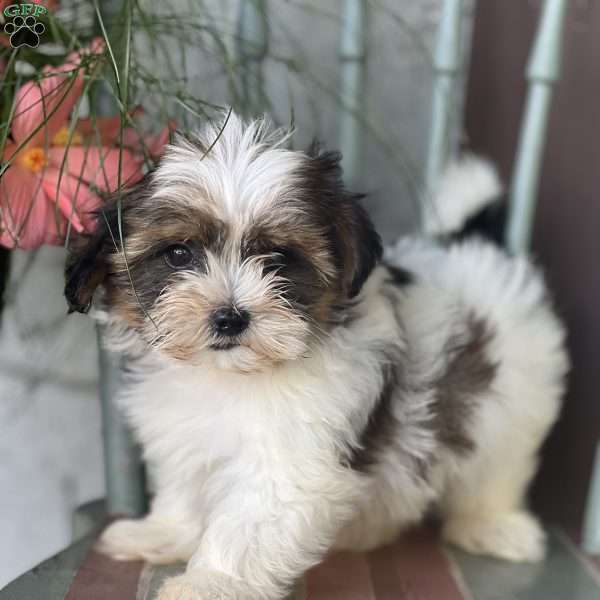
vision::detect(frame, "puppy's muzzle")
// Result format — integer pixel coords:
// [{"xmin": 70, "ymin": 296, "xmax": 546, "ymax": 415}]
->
[{"xmin": 211, "ymin": 307, "xmax": 250, "ymax": 337}]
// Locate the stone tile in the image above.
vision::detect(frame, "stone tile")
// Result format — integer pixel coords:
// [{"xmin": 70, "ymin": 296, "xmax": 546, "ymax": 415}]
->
[{"xmin": 447, "ymin": 528, "xmax": 600, "ymax": 600}]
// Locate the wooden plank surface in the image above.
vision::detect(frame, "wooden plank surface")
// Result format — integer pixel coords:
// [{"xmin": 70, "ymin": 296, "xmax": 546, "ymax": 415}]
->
[
  {"xmin": 368, "ymin": 528, "xmax": 465, "ymax": 600},
  {"xmin": 64, "ymin": 550, "xmax": 143, "ymax": 600},
  {"xmin": 3, "ymin": 525, "xmax": 599, "ymax": 599},
  {"xmin": 306, "ymin": 552, "xmax": 375, "ymax": 600}
]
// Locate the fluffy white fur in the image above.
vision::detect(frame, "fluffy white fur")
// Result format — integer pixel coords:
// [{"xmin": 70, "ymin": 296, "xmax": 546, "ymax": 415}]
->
[
  {"xmin": 423, "ymin": 154, "xmax": 503, "ymax": 236},
  {"xmin": 91, "ymin": 116, "xmax": 568, "ymax": 600},
  {"xmin": 153, "ymin": 118, "xmax": 301, "ymax": 222}
]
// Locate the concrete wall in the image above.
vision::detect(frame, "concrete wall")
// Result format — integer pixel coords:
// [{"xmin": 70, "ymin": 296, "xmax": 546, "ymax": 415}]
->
[{"xmin": 0, "ymin": 248, "xmax": 103, "ymax": 587}]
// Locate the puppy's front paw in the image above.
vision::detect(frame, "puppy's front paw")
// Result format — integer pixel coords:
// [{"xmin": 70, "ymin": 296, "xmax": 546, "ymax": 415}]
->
[
  {"xmin": 156, "ymin": 570, "xmax": 260, "ymax": 600},
  {"xmin": 443, "ymin": 510, "xmax": 546, "ymax": 562},
  {"xmin": 96, "ymin": 518, "xmax": 194, "ymax": 564}
]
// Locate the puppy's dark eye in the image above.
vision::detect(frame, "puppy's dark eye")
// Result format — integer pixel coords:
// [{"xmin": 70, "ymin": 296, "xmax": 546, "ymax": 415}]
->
[
  {"xmin": 164, "ymin": 244, "xmax": 193, "ymax": 269},
  {"xmin": 264, "ymin": 247, "xmax": 294, "ymax": 273}
]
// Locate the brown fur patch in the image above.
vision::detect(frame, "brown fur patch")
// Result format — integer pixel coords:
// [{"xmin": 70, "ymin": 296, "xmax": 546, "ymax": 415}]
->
[
  {"xmin": 348, "ymin": 359, "xmax": 401, "ymax": 472},
  {"xmin": 114, "ymin": 204, "xmax": 226, "ymax": 264},
  {"xmin": 240, "ymin": 217, "xmax": 336, "ymax": 322},
  {"xmin": 431, "ymin": 315, "xmax": 498, "ymax": 454},
  {"xmin": 347, "ymin": 316, "xmax": 497, "ymax": 474},
  {"xmin": 298, "ymin": 146, "xmax": 382, "ymax": 300}
]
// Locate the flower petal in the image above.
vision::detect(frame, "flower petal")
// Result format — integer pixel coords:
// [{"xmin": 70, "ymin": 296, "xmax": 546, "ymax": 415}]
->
[
  {"xmin": 49, "ymin": 37, "xmax": 105, "ymax": 77},
  {"xmin": 11, "ymin": 73, "xmax": 83, "ymax": 148},
  {"xmin": 76, "ymin": 107, "xmax": 143, "ymax": 146},
  {"xmin": 11, "ymin": 39, "xmax": 104, "ymax": 147},
  {"xmin": 41, "ymin": 168, "xmax": 103, "ymax": 234},
  {"xmin": 47, "ymin": 146, "xmax": 144, "ymax": 192},
  {"xmin": 0, "ymin": 167, "xmax": 64, "ymax": 249},
  {"xmin": 148, "ymin": 124, "xmax": 175, "ymax": 158},
  {"xmin": 121, "ymin": 122, "xmax": 175, "ymax": 159},
  {"xmin": 1, "ymin": 141, "xmax": 17, "ymax": 163},
  {"xmin": 76, "ymin": 115, "xmax": 122, "ymax": 146}
]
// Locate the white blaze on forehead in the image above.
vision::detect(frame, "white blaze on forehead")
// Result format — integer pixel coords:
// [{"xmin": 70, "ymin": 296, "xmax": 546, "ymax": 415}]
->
[
  {"xmin": 151, "ymin": 113, "xmax": 305, "ymax": 224},
  {"xmin": 199, "ymin": 251, "xmax": 290, "ymax": 314}
]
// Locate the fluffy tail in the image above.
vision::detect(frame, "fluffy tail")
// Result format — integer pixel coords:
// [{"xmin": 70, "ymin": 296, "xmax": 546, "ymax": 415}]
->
[{"xmin": 423, "ymin": 155, "xmax": 506, "ymax": 245}]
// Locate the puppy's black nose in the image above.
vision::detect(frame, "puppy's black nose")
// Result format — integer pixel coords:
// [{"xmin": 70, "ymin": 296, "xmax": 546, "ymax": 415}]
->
[{"xmin": 211, "ymin": 307, "xmax": 250, "ymax": 336}]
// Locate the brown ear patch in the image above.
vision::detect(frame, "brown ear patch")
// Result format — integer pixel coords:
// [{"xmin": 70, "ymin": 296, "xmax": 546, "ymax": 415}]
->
[
  {"xmin": 65, "ymin": 213, "xmax": 115, "ymax": 314},
  {"xmin": 298, "ymin": 145, "xmax": 382, "ymax": 299},
  {"xmin": 64, "ymin": 181, "xmax": 145, "ymax": 314}
]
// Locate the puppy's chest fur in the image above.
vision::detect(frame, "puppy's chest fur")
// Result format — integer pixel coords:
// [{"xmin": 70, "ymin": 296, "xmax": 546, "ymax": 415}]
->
[{"xmin": 119, "ymin": 271, "xmax": 399, "ymax": 457}]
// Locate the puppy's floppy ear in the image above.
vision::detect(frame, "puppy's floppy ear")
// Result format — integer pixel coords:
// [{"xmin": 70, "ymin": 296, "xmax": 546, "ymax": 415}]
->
[
  {"xmin": 341, "ymin": 194, "xmax": 382, "ymax": 298},
  {"xmin": 306, "ymin": 144, "xmax": 382, "ymax": 298},
  {"xmin": 64, "ymin": 203, "xmax": 120, "ymax": 314},
  {"xmin": 65, "ymin": 171, "xmax": 156, "ymax": 313}
]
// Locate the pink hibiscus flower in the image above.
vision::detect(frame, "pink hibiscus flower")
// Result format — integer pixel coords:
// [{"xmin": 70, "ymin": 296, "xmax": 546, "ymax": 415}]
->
[
  {"xmin": 0, "ymin": 40, "xmax": 172, "ymax": 249},
  {"xmin": 76, "ymin": 107, "xmax": 174, "ymax": 160}
]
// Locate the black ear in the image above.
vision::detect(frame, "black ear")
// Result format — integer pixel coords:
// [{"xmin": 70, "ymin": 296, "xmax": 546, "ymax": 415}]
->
[
  {"xmin": 64, "ymin": 204, "xmax": 119, "ymax": 314},
  {"xmin": 343, "ymin": 194, "xmax": 382, "ymax": 298},
  {"xmin": 306, "ymin": 145, "xmax": 382, "ymax": 298},
  {"xmin": 65, "ymin": 170, "xmax": 156, "ymax": 313}
]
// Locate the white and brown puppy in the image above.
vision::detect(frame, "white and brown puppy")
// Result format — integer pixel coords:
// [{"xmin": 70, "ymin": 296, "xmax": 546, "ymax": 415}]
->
[{"xmin": 65, "ymin": 114, "xmax": 568, "ymax": 600}]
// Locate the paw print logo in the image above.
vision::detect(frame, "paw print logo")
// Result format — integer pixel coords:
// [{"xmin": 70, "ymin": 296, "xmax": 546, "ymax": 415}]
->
[{"xmin": 4, "ymin": 15, "xmax": 45, "ymax": 49}]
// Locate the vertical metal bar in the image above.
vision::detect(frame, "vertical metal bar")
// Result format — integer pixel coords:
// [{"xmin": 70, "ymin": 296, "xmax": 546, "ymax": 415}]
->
[
  {"xmin": 506, "ymin": 0, "xmax": 567, "ymax": 254},
  {"xmin": 424, "ymin": 0, "xmax": 463, "ymax": 200},
  {"xmin": 96, "ymin": 324, "xmax": 145, "ymax": 516},
  {"xmin": 583, "ymin": 443, "xmax": 600, "ymax": 554},
  {"xmin": 338, "ymin": 0, "xmax": 368, "ymax": 187},
  {"xmin": 92, "ymin": 0, "xmax": 145, "ymax": 517},
  {"xmin": 236, "ymin": 0, "xmax": 269, "ymax": 116}
]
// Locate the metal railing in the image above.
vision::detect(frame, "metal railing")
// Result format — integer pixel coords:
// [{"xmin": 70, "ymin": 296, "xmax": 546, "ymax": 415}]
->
[{"xmin": 505, "ymin": 0, "xmax": 567, "ymax": 254}]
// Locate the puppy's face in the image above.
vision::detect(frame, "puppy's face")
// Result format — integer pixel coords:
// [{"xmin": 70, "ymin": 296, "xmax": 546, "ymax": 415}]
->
[{"xmin": 66, "ymin": 115, "xmax": 381, "ymax": 372}]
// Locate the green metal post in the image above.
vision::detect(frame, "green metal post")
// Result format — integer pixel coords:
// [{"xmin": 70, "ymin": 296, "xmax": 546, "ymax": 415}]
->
[
  {"xmin": 583, "ymin": 443, "xmax": 600, "ymax": 554},
  {"xmin": 424, "ymin": 0, "xmax": 463, "ymax": 202},
  {"xmin": 96, "ymin": 324, "xmax": 146, "ymax": 516},
  {"xmin": 236, "ymin": 0, "xmax": 269, "ymax": 116},
  {"xmin": 506, "ymin": 0, "xmax": 567, "ymax": 254},
  {"xmin": 93, "ymin": 0, "xmax": 145, "ymax": 517},
  {"xmin": 338, "ymin": 0, "xmax": 367, "ymax": 188}
]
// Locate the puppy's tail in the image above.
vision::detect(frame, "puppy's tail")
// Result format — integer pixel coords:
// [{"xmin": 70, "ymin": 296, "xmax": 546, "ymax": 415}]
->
[{"xmin": 423, "ymin": 154, "xmax": 506, "ymax": 246}]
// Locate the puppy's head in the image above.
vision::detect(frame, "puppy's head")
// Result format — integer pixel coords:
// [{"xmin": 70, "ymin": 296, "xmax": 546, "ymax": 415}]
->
[{"xmin": 65, "ymin": 113, "xmax": 381, "ymax": 372}]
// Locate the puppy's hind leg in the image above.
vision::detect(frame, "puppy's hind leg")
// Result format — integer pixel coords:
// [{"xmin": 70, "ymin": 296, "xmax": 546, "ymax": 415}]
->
[{"xmin": 441, "ymin": 435, "xmax": 547, "ymax": 563}]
